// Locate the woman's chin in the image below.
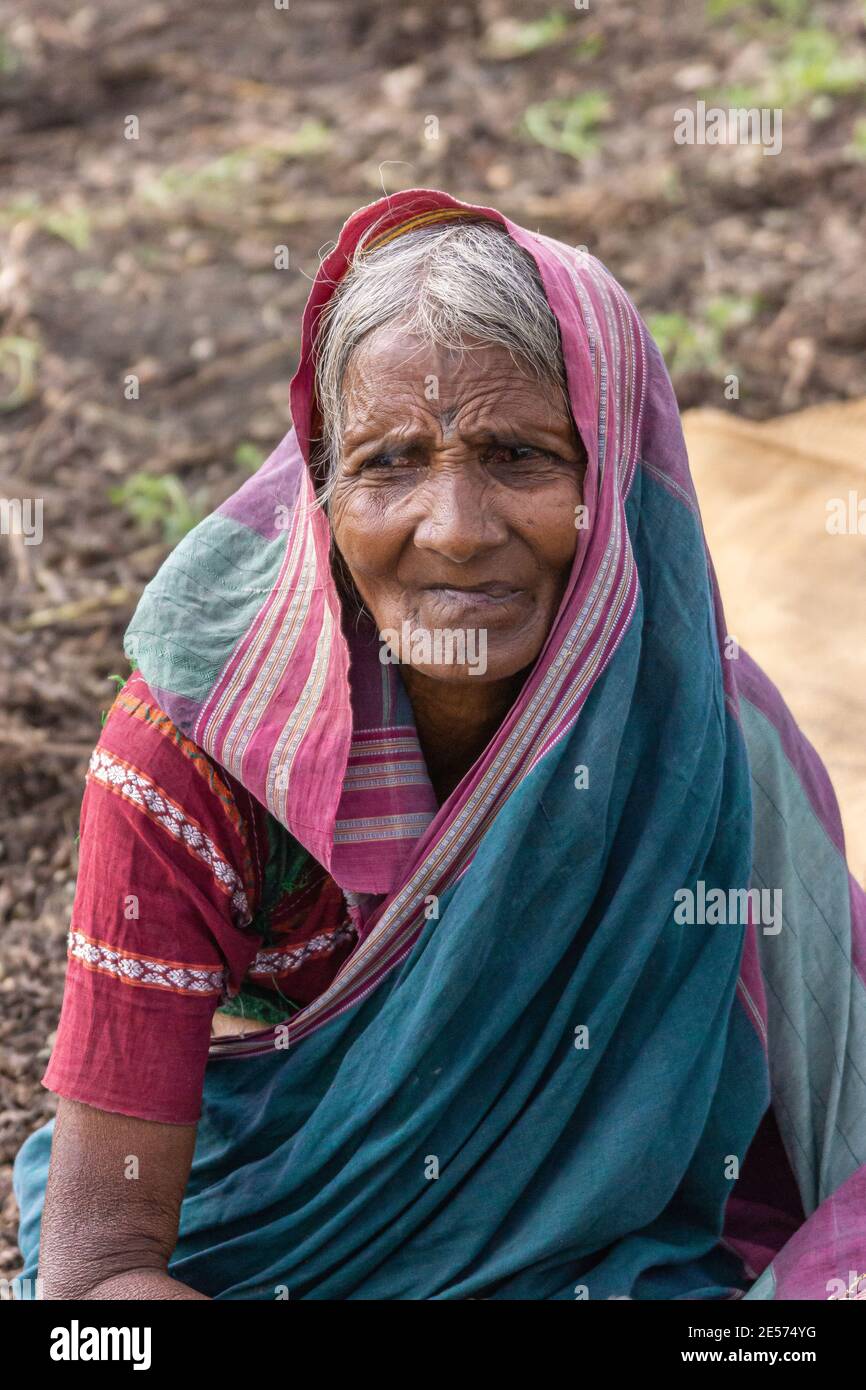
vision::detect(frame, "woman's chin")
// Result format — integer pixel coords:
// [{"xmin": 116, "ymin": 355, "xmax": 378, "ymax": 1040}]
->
[{"xmin": 401, "ymin": 638, "xmax": 540, "ymax": 686}]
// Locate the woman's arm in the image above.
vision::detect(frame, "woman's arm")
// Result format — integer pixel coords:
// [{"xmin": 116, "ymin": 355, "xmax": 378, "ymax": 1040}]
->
[{"xmin": 40, "ymin": 1097, "xmax": 210, "ymax": 1300}]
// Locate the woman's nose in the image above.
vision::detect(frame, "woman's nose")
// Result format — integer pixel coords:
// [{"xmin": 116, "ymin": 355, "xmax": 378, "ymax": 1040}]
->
[{"xmin": 412, "ymin": 462, "xmax": 510, "ymax": 562}]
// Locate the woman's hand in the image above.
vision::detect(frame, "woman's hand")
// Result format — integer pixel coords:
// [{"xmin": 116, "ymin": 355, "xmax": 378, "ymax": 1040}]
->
[{"xmin": 40, "ymin": 1097, "xmax": 210, "ymax": 1300}]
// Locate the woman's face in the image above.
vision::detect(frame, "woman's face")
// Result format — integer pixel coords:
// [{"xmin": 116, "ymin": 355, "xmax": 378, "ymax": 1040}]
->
[{"xmin": 327, "ymin": 327, "xmax": 585, "ymax": 685}]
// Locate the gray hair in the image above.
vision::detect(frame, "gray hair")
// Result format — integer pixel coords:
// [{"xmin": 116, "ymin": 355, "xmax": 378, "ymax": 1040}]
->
[{"xmin": 310, "ymin": 217, "xmax": 573, "ymax": 507}]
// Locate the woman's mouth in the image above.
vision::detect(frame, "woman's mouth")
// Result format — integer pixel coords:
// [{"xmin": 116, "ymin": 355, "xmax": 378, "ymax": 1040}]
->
[{"xmin": 420, "ymin": 583, "xmax": 528, "ymax": 618}]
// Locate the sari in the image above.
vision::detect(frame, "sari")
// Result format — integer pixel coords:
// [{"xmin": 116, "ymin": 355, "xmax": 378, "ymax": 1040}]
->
[{"xmin": 14, "ymin": 188, "xmax": 866, "ymax": 1299}]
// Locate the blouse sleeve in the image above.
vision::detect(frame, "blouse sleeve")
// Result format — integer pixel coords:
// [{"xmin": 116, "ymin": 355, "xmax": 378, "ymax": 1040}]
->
[{"xmin": 42, "ymin": 676, "xmax": 264, "ymax": 1124}]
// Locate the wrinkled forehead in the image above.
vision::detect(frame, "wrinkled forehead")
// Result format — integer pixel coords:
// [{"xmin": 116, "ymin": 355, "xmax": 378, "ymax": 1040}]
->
[
  {"xmin": 292, "ymin": 194, "xmax": 645, "ymax": 508},
  {"xmin": 340, "ymin": 334, "xmax": 579, "ymax": 444},
  {"xmin": 343, "ymin": 328, "xmax": 559, "ymax": 390}
]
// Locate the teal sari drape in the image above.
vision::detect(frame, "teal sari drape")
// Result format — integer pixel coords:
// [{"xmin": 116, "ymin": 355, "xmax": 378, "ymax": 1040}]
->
[{"xmin": 17, "ymin": 471, "xmax": 766, "ymax": 1299}]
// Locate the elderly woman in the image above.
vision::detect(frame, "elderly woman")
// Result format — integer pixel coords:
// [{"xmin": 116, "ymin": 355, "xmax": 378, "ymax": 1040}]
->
[{"xmin": 13, "ymin": 189, "xmax": 866, "ymax": 1301}]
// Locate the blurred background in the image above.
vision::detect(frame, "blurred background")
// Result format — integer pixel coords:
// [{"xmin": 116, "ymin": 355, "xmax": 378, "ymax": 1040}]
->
[{"xmin": 1, "ymin": 0, "xmax": 865, "ymax": 1274}]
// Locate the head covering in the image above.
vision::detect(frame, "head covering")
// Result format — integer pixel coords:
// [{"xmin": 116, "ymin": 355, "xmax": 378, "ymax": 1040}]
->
[
  {"xmin": 110, "ymin": 189, "xmax": 866, "ymax": 1299},
  {"xmin": 125, "ymin": 190, "xmax": 648, "ymax": 900}
]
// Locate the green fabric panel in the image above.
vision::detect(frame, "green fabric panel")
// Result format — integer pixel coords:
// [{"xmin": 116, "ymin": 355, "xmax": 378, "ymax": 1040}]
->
[
  {"xmin": 218, "ymin": 985, "xmax": 301, "ymax": 1024},
  {"xmin": 124, "ymin": 512, "xmax": 285, "ymax": 704},
  {"xmin": 224, "ymin": 819, "xmax": 320, "ymax": 1018}
]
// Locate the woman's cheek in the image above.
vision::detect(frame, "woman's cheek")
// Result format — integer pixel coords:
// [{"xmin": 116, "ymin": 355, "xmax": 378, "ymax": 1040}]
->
[
  {"xmin": 332, "ymin": 510, "xmax": 401, "ymax": 589},
  {"xmin": 515, "ymin": 487, "xmax": 582, "ymax": 570}
]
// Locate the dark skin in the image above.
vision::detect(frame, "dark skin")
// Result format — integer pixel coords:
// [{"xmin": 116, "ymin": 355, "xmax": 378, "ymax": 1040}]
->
[
  {"xmin": 330, "ymin": 329, "xmax": 585, "ymax": 801},
  {"xmin": 41, "ymin": 1100, "xmax": 207, "ymax": 1299},
  {"xmin": 40, "ymin": 331, "xmax": 584, "ymax": 1298}
]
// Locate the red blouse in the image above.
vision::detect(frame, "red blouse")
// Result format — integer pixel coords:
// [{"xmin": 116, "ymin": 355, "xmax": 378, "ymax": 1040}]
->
[{"xmin": 42, "ymin": 676, "xmax": 357, "ymax": 1124}]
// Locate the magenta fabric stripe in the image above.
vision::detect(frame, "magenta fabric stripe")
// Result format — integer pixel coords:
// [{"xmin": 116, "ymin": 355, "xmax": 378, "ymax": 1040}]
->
[
  {"xmin": 217, "ymin": 430, "xmax": 304, "ymax": 540},
  {"xmin": 772, "ymin": 1164, "xmax": 866, "ymax": 1298}
]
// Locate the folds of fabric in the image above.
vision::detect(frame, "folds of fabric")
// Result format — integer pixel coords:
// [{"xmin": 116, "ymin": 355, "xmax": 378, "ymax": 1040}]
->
[{"xmin": 14, "ymin": 188, "xmax": 866, "ymax": 1299}]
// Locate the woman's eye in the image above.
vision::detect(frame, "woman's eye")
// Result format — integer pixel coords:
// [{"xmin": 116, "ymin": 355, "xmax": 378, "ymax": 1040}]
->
[
  {"xmin": 356, "ymin": 445, "xmax": 557, "ymax": 473},
  {"xmin": 485, "ymin": 445, "xmax": 550, "ymax": 466},
  {"xmin": 359, "ymin": 453, "xmax": 411, "ymax": 471}
]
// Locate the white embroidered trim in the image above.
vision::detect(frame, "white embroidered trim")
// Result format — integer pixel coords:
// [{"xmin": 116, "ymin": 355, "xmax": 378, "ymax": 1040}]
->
[
  {"xmin": 68, "ymin": 929, "xmax": 226, "ymax": 995},
  {"xmin": 88, "ymin": 748, "xmax": 250, "ymax": 925},
  {"xmin": 250, "ymin": 921, "xmax": 357, "ymax": 977}
]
